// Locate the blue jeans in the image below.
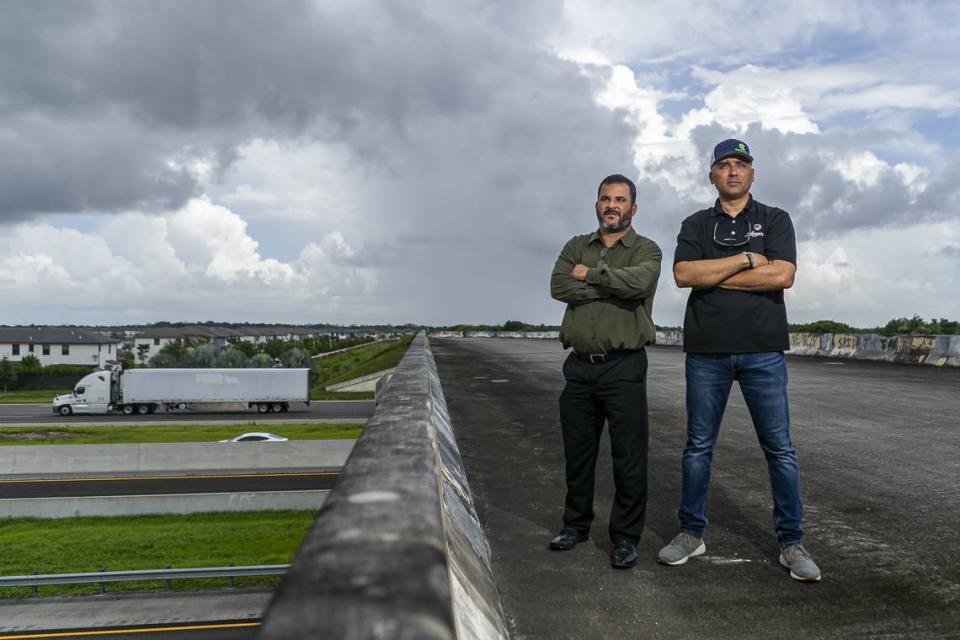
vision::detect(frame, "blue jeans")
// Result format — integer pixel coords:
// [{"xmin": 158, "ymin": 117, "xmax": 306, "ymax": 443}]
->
[{"xmin": 679, "ymin": 352, "xmax": 804, "ymax": 545}]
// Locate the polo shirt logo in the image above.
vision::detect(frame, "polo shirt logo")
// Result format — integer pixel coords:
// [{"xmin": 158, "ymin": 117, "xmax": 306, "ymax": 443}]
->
[{"xmin": 747, "ymin": 223, "xmax": 764, "ymax": 238}]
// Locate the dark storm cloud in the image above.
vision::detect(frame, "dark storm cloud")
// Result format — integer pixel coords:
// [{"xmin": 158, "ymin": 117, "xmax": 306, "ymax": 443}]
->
[{"xmin": 1, "ymin": 0, "xmax": 614, "ymax": 223}]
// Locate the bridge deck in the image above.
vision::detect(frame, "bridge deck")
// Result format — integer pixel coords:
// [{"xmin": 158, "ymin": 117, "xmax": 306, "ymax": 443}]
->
[{"xmin": 432, "ymin": 338, "xmax": 960, "ymax": 640}]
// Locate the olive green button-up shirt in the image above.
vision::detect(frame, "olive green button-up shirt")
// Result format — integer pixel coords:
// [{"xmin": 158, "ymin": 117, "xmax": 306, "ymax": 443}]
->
[{"xmin": 550, "ymin": 227, "xmax": 662, "ymax": 354}]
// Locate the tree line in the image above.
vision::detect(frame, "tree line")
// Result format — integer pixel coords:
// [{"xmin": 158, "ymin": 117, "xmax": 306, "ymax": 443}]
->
[{"xmin": 789, "ymin": 316, "xmax": 960, "ymax": 335}]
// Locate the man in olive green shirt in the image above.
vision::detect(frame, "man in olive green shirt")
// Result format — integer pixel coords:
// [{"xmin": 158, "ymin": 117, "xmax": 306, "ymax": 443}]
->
[{"xmin": 548, "ymin": 173, "xmax": 662, "ymax": 569}]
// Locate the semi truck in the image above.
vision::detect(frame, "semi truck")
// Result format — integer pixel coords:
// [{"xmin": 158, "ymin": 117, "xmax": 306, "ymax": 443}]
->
[{"xmin": 52, "ymin": 368, "xmax": 311, "ymax": 416}]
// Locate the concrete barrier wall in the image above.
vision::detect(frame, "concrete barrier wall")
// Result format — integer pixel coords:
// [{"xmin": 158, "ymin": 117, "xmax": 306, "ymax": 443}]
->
[
  {"xmin": 0, "ymin": 490, "xmax": 328, "ymax": 519},
  {"xmin": 0, "ymin": 440, "xmax": 355, "ymax": 475},
  {"xmin": 260, "ymin": 332, "xmax": 509, "ymax": 640},
  {"xmin": 427, "ymin": 330, "xmax": 959, "ymax": 367},
  {"xmin": 787, "ymin": 332, "xmax": 960, "ymax": 367}
]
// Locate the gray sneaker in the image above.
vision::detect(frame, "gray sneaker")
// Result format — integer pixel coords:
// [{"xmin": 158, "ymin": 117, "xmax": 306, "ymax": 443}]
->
[
  {"xmin": 779, "ymin": 544, "xmax": 822, "ymax": 582},
  {"xmin": 658, "ymin": 532, "xmax": 706, "ymax": 566}
]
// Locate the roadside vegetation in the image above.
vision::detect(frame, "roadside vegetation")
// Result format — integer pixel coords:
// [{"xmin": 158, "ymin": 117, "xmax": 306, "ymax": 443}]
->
[
  {"xmin": 309, "ymin": 333, "xmax": 415, "ymax": 399},
  {"xmin": 0, "ymin": 389, "xmax": 71, "ymax": 404},
  {"xmin": 0, "ymin": 511, "xmax": 315, "ymax": 598},
  {"xmin": 0, "ymin": 422, "xmax": 363, "ymax": 446}
]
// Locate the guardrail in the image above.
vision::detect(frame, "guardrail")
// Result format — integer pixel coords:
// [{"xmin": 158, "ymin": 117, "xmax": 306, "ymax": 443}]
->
[{"xmin": 0, "ymin": 564, "xmax": 289, "ymax": 596}]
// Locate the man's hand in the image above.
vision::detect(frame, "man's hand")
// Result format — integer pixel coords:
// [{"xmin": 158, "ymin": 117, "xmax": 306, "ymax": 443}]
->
[
  {"xmin": 748, "ymin": 253, "xmax": 770, "ymax": 268},
  {"xmin": 571, "ymin": 264, "xmax": 590, "ymax": 281}
]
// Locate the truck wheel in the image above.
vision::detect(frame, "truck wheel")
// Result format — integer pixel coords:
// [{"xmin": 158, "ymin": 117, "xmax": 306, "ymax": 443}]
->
[
  {"xmin": 257, "ymin": 403, "xmax": 269, "ymax": 414},
  {"xmin": 58, "ymin": 405, "xmax": 72, "ymax": 416},
  {"xmin": 270, "ymin": 403, "xmax": 283, "ymax": 413},
  {"xmin": 122, "ymin": 405, "xmax": 135, "ymax": 415},
  {"xmin": 136, "ymin": 404, "xmax": 149, "ymax": 415}
]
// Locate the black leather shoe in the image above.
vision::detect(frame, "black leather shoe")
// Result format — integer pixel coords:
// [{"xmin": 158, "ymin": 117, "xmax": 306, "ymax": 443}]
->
[
  {"xmin": 548, "ymin": 527, "xmax": 589, "ymax": 551},
  {"xmin": 611, "ymin": 540, "xmax": 638, "ymax": 569}
]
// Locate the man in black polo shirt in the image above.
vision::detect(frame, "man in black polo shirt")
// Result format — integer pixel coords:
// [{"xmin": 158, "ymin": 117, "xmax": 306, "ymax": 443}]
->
[
  {"xmin": 548, "ymin": 174, "xmax": 661, "ymax": 569},
  {"xmin": 656, "ymin": 139, "xmax": 821, "ymax": 582}
]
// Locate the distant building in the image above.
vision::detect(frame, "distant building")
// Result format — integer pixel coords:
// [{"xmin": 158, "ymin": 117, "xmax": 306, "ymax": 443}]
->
[{"xmin": 0, "ymin": 327, "xmax": 121, "ymax": 367}]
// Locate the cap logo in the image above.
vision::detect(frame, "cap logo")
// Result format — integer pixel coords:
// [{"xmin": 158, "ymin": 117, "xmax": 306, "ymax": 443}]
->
[{"xmin": 737, "ymin": 143, "xmax": 747, "ymax": 152}]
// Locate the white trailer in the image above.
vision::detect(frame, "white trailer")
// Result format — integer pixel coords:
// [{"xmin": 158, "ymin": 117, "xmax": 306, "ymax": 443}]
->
[{"xmin": 52, "ymin": 368, "xmax": 311, "ymax": 416}]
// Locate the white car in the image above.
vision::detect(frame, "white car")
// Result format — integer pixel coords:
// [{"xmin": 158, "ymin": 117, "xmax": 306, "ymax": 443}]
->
[{"xmin": 219, "ymin": 432, "xmax": 289, "ymax": 443}]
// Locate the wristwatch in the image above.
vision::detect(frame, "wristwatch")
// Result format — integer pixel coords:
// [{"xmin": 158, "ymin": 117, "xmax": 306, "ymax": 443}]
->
[{"xmin": 743, "ymin": 251, "xmax": 754, "ymax": 268}]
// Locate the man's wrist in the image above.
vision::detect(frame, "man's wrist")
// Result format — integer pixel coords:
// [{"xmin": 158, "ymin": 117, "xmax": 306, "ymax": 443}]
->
[{"xmin": 742, "ymin": 251, "xmax": 754, "ymax": 268}]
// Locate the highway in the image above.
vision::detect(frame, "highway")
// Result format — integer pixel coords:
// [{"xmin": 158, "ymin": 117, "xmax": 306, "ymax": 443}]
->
[
  {"xmin": 0, "ymin": 400, "xmax": 375, "ymax": 425},
  {"xmin": 0, "ymin": 621, "xmax": 259, "ymax": 639},
  {"xmin": 432, "ymin": 338, "xmax": 960, "ymax": 640},
  {"xmin": 0, "ymin": 471, "xmax": 339, "ymax": 499}
]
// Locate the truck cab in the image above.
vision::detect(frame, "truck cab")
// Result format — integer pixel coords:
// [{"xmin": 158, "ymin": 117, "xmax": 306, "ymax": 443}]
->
[{"xmin": 52, "ymin": 371, "xmax": 115, "ymax": 416}]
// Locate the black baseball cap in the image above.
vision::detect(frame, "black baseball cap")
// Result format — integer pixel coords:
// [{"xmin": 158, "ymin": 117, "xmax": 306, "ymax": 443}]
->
[{"xmin": 712, "ymin": 138, "xmax": 753, "ymax": 165}]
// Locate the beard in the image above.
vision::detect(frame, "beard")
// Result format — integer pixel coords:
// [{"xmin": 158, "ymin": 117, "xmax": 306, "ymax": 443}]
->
[{"xmin": 597, "ymin": 210, "xmax": 633, "ymax": 232}]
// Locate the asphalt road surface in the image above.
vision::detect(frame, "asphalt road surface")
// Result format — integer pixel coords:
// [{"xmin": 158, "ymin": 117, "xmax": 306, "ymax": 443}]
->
[
  {"xmin": 0, "ymin": 621, "xmax": 258, "ymax": 639},
  {"xmin": 0, "ymin": 401, "xmax": 375, "ymax": 425},
  {"xmin": 432, "ymin": 338, "xmax": 960, "ymax": 640},
  {"xmin": 0, "ymin": 471, "xmax": 339, "ymax": 499}
]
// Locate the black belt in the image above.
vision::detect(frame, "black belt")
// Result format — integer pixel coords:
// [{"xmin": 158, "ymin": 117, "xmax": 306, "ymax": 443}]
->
[{"xmin": 572, "ymin": 349, "xmax": 640, "ymax": 364}]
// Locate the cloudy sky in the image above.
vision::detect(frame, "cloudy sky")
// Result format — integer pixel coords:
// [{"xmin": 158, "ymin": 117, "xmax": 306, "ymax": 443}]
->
[{"xmin": 1, "ymin": 0, "xmax": 958, "ymax": 328}]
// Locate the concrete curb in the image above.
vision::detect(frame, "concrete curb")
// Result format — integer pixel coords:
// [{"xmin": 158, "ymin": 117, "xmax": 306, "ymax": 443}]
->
[
  {"xmin": 0, "ymin": 490, "xmax": 328, "ymax": 519},
  {"xmin": 0, "ymin": 440, "xmax": 355, "ymax": 474},
  {"xmin": 260, "ymin": 332, "xmax": 509, "ymax": 639},
  {"xmin": 326, "ymin": 368, "xmax": 396, "ymax": 392}
]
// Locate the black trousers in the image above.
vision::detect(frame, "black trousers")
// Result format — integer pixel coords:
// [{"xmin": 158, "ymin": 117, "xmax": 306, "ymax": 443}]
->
[{"xmin": 558, "ymin": 348, "xmax": 649, "ymax": 544}]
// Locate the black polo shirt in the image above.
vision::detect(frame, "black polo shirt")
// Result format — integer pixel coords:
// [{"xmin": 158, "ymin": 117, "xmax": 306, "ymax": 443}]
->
[{"xmin": 674, "ymin": 196, "xmax": 796, "ymax": 353}]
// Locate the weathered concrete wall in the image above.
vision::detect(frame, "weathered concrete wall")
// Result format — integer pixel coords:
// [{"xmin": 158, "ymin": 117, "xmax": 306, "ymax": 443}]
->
[
  {"xmin": 0, "ymin": 440, "xmax": 354, "ymax": 475},
  {"xmin": 429, "ymin": 330, "xmax": 959, "ymax": 367},
  {"xmin": 787, "ymin": 333, "xmax": 960, "ymax": 367},
  {"xmin": 0, "ymin": 490, "xmax": 327, "ymax": 519},
  {"xmin": 260, "ymin": 332, "xmax": 509, "ymax": 640}
]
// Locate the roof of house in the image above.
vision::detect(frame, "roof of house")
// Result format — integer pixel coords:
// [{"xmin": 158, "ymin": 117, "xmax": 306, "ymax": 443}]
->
[
  {"xmin": 0, "ymin": 326, "xmax": 118, "ymax": 345},
  {"xmin": 131, "ymin": 325, "xmax": 362, "ymax": 340}
]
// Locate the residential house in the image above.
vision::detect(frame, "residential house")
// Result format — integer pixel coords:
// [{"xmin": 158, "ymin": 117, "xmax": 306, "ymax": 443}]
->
[{"xmin": 0, "ymin": 327, "xmax": 121, "ymax": 367}]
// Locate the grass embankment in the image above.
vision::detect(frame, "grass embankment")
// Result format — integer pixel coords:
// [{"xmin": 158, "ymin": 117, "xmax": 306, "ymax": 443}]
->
[
  {"xmin": 0, "ymin": 511, "xmax": 315, "ymax": 598},
  {"xmin": 310, "ymin": 334, "xmax": 414, "ymax": 400},
  {"xmin": 0, "ymin": 422, "xmax": 364, "ymax": 446},
  {"xmin": 0, "ymin": 389, "xmax": 70, "ymax": 404}
]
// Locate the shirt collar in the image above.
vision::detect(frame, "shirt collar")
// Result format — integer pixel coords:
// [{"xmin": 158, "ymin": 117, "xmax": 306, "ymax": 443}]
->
[
  {"xmin": 589, "ymin": 226, "xmax": 637, "ymax": 247},
  {"xmin": 711, "ymin": 194, "xmax": 754, "ymax": 219}
]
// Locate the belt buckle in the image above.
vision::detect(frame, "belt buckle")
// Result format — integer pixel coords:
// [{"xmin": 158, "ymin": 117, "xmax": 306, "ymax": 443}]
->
[{"xmin": 588, "ymin": 352, "xmax": 607, "ymax": 364}]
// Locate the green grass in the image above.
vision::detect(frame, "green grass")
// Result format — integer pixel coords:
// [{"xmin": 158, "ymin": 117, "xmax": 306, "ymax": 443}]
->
[
  {"xmin": 311, "ymin": 390, "xmax": 375, "ymax": 400},
  {"xmin": 0, "ymin": 389, "xmax": 70, "ymax": 404},
  {"xmin": 0, "ymin": 422, "xmax": 364, "ymax": 446},
  {"xmin": 310, "ymin": 334, "xmax": 413, "ymax": 397},
  {"xmin": 0, "ymin": 511, "xmax": 316, "ymax": 598}
]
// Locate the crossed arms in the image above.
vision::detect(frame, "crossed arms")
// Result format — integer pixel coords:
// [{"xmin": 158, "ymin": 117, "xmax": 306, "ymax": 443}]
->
[
  {"xmin": 550, "ymin": 239, "xmax": 662, "ymax": 304},
  {"xmin": 674, "ymin": 253, "xmax": 795, "ymax": 292}
]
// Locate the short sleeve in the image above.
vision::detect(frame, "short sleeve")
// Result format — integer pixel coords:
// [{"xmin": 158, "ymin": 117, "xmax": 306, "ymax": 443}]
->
[
  {"xmin": 673, "ymin": 216, "xmax": 703, "ymax": 264},
  {"xmin": 762, "ymin": 210, "xmax": 797, "ymax": 265}
]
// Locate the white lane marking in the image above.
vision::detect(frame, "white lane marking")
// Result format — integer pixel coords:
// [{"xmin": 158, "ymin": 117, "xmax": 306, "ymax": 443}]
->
[
  {"xmin": 490, "ymin": 379, "xmax": 510, "ymax": 383},
  {"xmin": 700, "ymin": 556, "xmax": 753, "ymax": 565}
]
